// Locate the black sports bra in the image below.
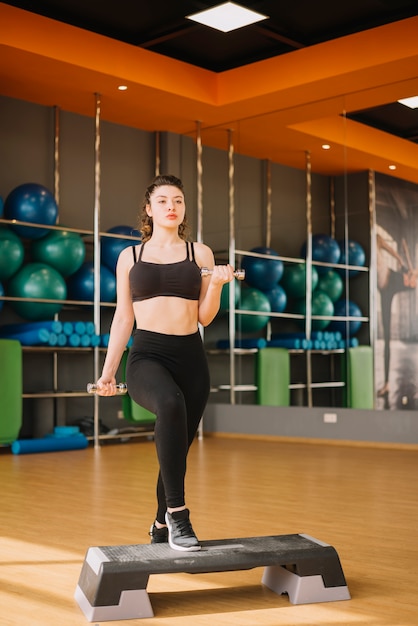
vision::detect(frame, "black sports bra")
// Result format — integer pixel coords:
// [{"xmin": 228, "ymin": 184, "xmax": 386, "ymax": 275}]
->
[{"xmin": 130, "ymin": 241, "xmax": 201, "ymax": 302}]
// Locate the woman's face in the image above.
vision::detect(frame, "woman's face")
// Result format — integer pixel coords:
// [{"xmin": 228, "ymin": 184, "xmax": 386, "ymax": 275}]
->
[{"xmin": 147, "ymin": 185, "xmax": 185, "ymax": 229}]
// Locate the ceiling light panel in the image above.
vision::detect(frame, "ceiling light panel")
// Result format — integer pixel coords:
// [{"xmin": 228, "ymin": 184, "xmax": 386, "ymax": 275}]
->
[{"xmin": 187, "ymin": 2, "xmax": 268, "ymax": 33}]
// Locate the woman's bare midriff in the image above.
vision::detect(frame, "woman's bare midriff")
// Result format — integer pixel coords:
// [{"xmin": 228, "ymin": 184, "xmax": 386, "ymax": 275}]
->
[{"xmin": 133, "ymin": 296, "xmax": 200, "ymax": 335}]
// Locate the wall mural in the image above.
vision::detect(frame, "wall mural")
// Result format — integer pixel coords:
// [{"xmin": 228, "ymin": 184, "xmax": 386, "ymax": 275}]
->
[{"xmin": 375, "ymin": 173, "xmax": 418, "ymax": 410}]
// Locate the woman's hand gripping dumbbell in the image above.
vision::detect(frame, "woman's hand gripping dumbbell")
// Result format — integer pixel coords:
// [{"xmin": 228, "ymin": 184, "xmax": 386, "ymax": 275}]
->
[
  {"xmin": 87, "ymin": 382, "xmax": 128, "ymax": 395},
  {"xmin": 200, "ymin": 267, "xmax": 245, "ymax": 280}
]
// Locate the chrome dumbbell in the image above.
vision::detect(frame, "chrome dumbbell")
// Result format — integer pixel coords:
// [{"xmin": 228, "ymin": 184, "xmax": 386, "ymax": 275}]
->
[
  {"xmin": 201, "ymin": 267, "xmax": 245, "ymax": 280},
  {"xmin": 87, "ymin": 383, "xmax": 128, "ymax": 395}
]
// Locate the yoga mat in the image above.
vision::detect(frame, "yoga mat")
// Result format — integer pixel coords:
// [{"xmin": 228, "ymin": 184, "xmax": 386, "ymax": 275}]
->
[
  {"xmin": 257, "ymin": 347, "xmax": 290, "ymax": 406},
  {"xmin": 0, "ymin": 339, "xmax": 22, "ymax": 444}
]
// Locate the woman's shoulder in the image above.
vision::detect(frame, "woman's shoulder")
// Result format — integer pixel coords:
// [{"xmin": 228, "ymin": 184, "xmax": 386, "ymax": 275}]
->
[{"xmin": 191, "ymin": 241, "xmax": 214, "ymax": 264}]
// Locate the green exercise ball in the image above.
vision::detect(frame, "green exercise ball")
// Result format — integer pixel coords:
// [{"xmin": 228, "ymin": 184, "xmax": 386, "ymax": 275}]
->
[
  {"xmin": 0, "ymin": 227, "xmax": 24, "ymax": 281},
  {"xmin": 220, "ymin": 280, "xmax": 240, "ymax": 314},
  {"xmin": 31, "ymin": 229, "xmax": 85, "ymax": 277},
  {"xmin": 293, "ymin": 290, "xmax": 334, "ymax": 331},
  {"xmin": 8, "ymin": 262, "xmax": 67, "ymax": 320},
  {"xmin": 281, "ymin": 263, "xmax": 318, "ymax": 299},
  {"xmin": 236, "ymin": 287, "xmax": 271, "ymax": 333},
  {"xmin": 315, "ymin": 269, "xmax": 344, "ymax": 302}
]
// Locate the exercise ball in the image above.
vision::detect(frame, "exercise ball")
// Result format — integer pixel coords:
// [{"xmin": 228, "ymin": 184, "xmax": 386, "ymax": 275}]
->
[
  {"xmin": 31, "ymin": 229, "xmax": 85, "ymax": 277},
  {"xmin": 0, "ymin": 282, "xmax": 4, "ymax": 313},
  {"xmin": 315, "ymin": 269, "xmax": 344, "ymax": 302},
  {"xmin": 67, "ymin": 261, "xmax": 116, "ymax": 303},
  {"xmin": 236, "ymin": 287, "xmax": 271, "ymax": 333},
  {"xmin": 329, "ymin": 299, "xmax": 363, "ymax": 336},
  {"xmin": 101, "ymin": 225, "xmax": 141, "ymax": 274},
  {"xmin": 8, "ymin": 262, "xmax": 67, "ymax": 320},
  {"xmin": 301, "ymin": 234, "xmax": 340, "ymax": 274},
  {"xmin": 281, "ymin": 263, "xmax": 318, "ymax": 299},
  {"xmin": 4, "ymin": 183, "xmax": 58, "ymax": 239},
  {"xmin": 337, "ymin": 240, "xmax": 366, "ymax": 277},
  {"xmin": 263, "ymin": 285, "xmax": 287, "ymax": 313},
  {"xmin": 0, "ymin": 227, "xmax": 24, "ymax": 281},
  {"xmin": 293, "ymin": 290, "xmax": 334, "ymax": 331},
  {"xmin": 219, "ymin": 280, "xmax": 240, "ymax": 314},
  {"xmin": 242, "ymin": 247, "xmax": 283, "ymax": 291}
]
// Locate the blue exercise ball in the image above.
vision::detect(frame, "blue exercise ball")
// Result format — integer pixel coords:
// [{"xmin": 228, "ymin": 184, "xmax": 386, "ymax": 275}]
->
[
  {"xmin": 236, "ymin": 287, "xmax": 271, "ymax": 333},
  {"xmin": 337, "ymin": 240, "xmax": 366, "ymax": 277},
  {"xmin": 101, "ymin": 225, "xmax": 141, "ymax": 274},
  {"xmin": 66, "ymin": 261, "xmax": 116, "ymax": 303},
  {"xmin": 281, "ymin": 263, "xmax": 318, "ymax": 299},
  {"xmin": 4, "ymin": 183, "xmax": 58, "ymax": 239},
  {"xmin": 315, "ymin": 269, "xmax": 344, "ymax": 302},
  {"xmin": 31, "ymin": 229, "xmax": 85, "ymax": 277},
  {"xmin": 263, "ymin": 285, "xmax": 287, "ymax": 313},
  {"xmin": 0, "ymin": 227, "xmax": 25, "ymax": 281},
  {"xmin": 8, "ymin": 262, "xmax": 67, "ymax": 320},
  {"xmin": 0, "ymin": 281, "xmax": 4, "ymax": 313},
  {"xmin": 293, "ymin": 290, "xmax": 334, "ymax": 331},
  {"xmin": 329, "ymin": 299, "xmax": 363, "ymax": 336},
  {"xmin": 242, "ymin": 247, "xmax": 283, "ymax": 291},
  {"xmin": 301, "ymin": 234, "xmax": 341, "ymax": 274}
]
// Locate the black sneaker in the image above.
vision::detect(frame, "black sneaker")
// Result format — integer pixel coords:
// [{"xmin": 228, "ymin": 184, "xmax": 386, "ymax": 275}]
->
[
  {"xmin": 149, "ymin": 523, "xmax": 168, "ymax": 544},
  {"xmin": 165, "ymin": 509, "xmax": 201, "ymax": 552}
]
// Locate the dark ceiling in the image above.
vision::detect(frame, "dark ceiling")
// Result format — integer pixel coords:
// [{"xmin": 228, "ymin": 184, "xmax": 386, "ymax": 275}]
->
[
  {"xmin": 3, "ymin": 0, "xmax": 418, "ymax": 143},
  {"xmin": 3, "ymin": 0, "xmax": 418, "ymax": 72}
]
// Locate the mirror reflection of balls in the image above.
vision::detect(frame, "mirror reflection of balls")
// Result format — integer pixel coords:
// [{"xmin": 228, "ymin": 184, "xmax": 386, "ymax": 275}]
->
[
  {"xmin": 337, "ymin": 240, "xmax": 366, "ymax": 277},
  {"xmin": 66, "ymin": 261, "xmax": 116, "ymax": 303},
  {"xmin": 236, "ymin": 287, "xmax": 271, "ymax": 333},
  {"xmin": 242, "ymin": 247, "xmax": 283, "ymax": 291},
  {"xmin": 301, "ymin": 234, "xmax": 341, "ymax": 274},
  {"xmin": 31, "ymin": 229, "xmax": 85, "ymax": 277},
  {"xmin": 0, "ymin": 227, "xmax": 24, "ymax": 281},
  {"xmin": 293, "ymin": 290, "xmax": 334, "ymax": 331},
  {"xmin": 8, "ymin": 262, "xmax": 67, "ymax": 320},
  {"xmin": 4, "ymin": 182, "xmax": 58, "ymax": 239},
  {"xmin": 101, "ymin": 225, "xmax": 141, "ymax": 274},
  {"xmin": 329, "ymin": 299, "xmax": 363, "ymax": 336},
  {"xmin": 281, "ymin": 263, "xmax": 318, "ymax": 298}
]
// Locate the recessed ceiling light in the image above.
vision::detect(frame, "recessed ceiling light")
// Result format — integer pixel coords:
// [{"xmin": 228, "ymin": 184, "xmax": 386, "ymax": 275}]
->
[
  {"xmin": 397, "ymin": 96, "xmax": 418, "ymax": 109},
  {"xmin": 389, "ymin": 165, "xmax": 397, "ymax": 170},
  {"xmin": 118, "ymin": 85, "xmax": 128, "ymax": 91},
  {"xmin": 186, "ymin": 2, "xmax": 268, "ymax": 33},
  {"xmin": 322, "ymin": 144, "xmax": 331, "ymax": 150}
]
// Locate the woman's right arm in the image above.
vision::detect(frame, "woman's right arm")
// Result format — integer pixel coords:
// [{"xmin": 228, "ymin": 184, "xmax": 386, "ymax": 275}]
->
[{"xmin": 96, "ymin": 247, "xmax": 135, "ymax": 395}]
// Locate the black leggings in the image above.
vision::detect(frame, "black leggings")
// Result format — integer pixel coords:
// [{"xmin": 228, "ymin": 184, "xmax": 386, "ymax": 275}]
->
[
  {"xmin": 126, "ymin": 329, "xmax": 210, "ymax": 524},
  {"xmin": 380, "ymin": 269, "xmax": 409, "ymax": 384}
]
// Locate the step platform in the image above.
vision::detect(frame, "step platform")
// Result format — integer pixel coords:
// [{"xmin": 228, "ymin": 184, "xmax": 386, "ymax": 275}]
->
[{"xmin": 75, "ymin": 533, "xmax": 350, "ymax": 621}]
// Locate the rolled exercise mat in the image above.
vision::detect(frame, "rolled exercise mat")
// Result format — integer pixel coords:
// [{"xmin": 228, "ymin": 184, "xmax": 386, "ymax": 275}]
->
[
  {"xmin": 11, "ymin": 433, "xmax": 88, "ymax": 455},
  {"xmin": 0, "ymin": 339, "xmax": 22, "ymax": 444},
  {"xmin": 257, "ymin": 347, "xmax": 290, "ymax": 406},
  {"xmin": 0, "ymin": 328, "xmax": 51, "ymax": 346},
  {"xmin": 0, "ymin": 320, "xmax": 63, "ymax": 335},
  {"xmin": 342, "ymin": 345, "xmax": 374, "ymax": 409}
]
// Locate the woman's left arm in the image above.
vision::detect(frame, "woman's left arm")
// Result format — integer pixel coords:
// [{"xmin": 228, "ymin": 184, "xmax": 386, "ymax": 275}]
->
[{"xmin": 195, "ymin": 243, "xmax": 234, "ymax": 326}]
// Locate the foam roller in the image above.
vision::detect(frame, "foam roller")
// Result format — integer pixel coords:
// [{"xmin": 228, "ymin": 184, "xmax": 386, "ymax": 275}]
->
[{"xmin": 11, "ymin": 434, "xmax": 88, "ymax": 454}]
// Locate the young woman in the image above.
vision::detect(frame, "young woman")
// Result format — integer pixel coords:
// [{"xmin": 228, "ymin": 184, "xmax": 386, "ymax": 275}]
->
[{"xmin": 95, "ymin": 174, "xmax": 235, "ymax": 551}]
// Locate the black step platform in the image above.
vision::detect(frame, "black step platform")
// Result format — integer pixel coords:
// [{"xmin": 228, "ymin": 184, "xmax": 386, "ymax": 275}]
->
[{"xmin": 75, "ymin": 533, "xmax": 350, "ymax": 621}]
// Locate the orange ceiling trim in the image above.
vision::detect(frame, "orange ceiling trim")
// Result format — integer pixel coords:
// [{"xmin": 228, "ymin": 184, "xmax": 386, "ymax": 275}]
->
[{"xmin": 0, "ymin": 3, "xmax": 217, "ymax": 104}]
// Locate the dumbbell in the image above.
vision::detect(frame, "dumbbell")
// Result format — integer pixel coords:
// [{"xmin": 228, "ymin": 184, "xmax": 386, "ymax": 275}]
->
[
  {"xmin": 201, "ymin": 267, "xmax": 245, "ymax": 280},
  {"xmin": 87, "ymin": 383, "xmax": 128, "ymax": 395}
]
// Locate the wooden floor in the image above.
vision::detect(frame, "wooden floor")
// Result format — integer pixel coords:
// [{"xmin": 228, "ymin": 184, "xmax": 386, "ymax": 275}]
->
[{"xmin": 1, "ymin": 433, "xmax": 417, "ymax": 625}]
